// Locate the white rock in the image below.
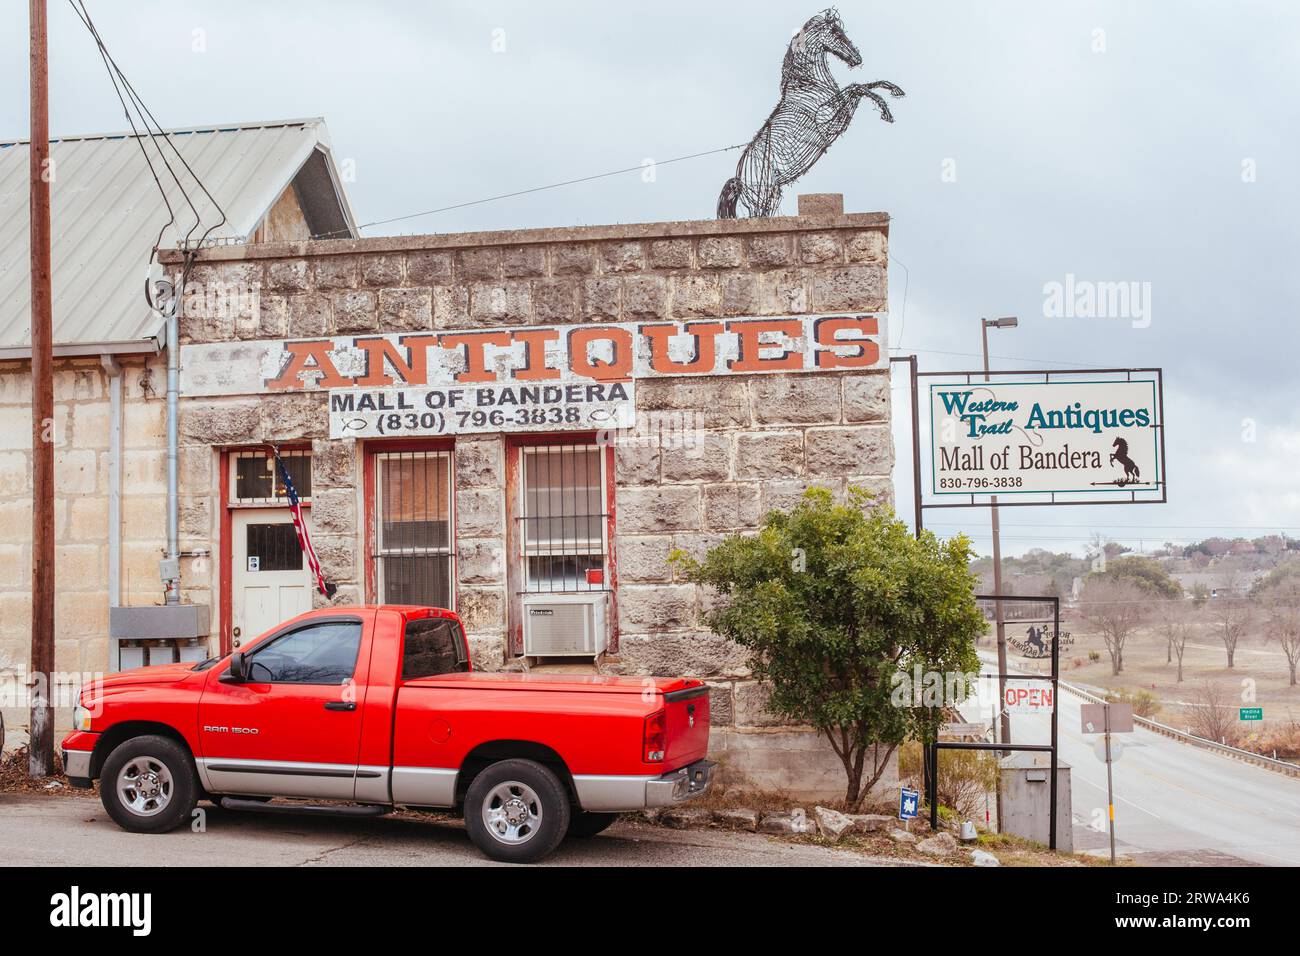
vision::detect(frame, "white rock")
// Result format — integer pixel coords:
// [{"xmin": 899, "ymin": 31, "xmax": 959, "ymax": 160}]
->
[
  {"xmin": 813, "ymin": 805, "xmax": 855, "ymax": 841},
  {"xmin": 888, "ymin": 828, "xmax": 918, "ymax": 844},
  {"xmin": 970, "ymin": 848, "xmax": 1001, "ymax": 867},
  {"xmin": 917, "ymin": 831, "xmax": 960, "ymax": 857}
]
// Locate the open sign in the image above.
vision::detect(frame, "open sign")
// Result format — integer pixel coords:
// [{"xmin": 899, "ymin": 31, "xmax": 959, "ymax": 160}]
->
[{"xmin": 1004, "ymin": 681, "xmax": 1054, "ymax": 715}]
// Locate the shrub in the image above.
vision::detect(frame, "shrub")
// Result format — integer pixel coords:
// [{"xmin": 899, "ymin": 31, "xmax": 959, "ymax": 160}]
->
[
  {"xmin": 671, "ymin": 488, "xmax": 984, "ymax": 811},
  {"xmin": 1106, "ymin": 688, "xmax": 1161, "ymax": 719},
  {"xmin": 899, "ymin": 741, "xmax": 999, "ymax": 822}
]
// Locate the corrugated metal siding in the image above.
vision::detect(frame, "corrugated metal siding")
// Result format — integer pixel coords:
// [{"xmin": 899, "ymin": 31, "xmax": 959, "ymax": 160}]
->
[{"xmin": 0, "ymin": 119, "xmax": 333, "ymax": 350}]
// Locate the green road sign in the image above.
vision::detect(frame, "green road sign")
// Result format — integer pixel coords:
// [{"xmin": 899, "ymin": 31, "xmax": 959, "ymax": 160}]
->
[{"xmin": 1239, "ymin": 707, "xmax": 1263, "ymax": 721}]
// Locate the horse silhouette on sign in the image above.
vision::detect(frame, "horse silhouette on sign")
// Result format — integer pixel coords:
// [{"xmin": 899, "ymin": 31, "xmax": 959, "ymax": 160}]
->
[
  {"xmin": 1110, "ymin": 437, "xmax": 1141, "ymax": 485},
  {"xmin": 717, "ymin": 8, "xmax": 904, "ymax": 218}
]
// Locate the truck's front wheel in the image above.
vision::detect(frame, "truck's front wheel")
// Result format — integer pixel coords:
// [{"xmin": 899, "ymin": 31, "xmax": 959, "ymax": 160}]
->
[
  {"xmin": 100, "ymin": 735, "xmax": 199, "ymax": 834},
  {"xmin": 464, "ymin": 759, "xmax": 570, "ymax": 863}
]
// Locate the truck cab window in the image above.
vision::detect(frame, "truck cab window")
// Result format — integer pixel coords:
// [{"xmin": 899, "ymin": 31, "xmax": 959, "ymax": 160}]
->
[
  {"xmin": 401, "ymin": 617, "xmax": 469, "ymax": 680},
  {"xmin": 245, "ymin": 620, "xmax": 362, "ymax": 684}
]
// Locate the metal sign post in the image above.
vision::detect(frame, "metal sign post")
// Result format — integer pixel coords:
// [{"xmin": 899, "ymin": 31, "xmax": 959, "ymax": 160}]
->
[
  {"xmin": 928, "ymin": 594, "xmax": 1060, "ymax": 851},
  {"xmin": 1081, "ymin": 701, "xmax": 1132, "ymax": 865},
  {"xmin": 1103, "ymin": 704, "xmax": 1116, "ymax": 864}
]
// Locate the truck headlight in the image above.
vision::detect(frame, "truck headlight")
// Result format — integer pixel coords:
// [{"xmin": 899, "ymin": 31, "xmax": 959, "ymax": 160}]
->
[{"xmin": 72, "ymin": 705, "xmax": 92, "ymax": 731}]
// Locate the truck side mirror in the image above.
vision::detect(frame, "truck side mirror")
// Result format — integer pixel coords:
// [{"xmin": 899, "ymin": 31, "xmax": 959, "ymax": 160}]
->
[{"xmin": 223, "ymin": 651, "xmax": 248, "ymax": 683}]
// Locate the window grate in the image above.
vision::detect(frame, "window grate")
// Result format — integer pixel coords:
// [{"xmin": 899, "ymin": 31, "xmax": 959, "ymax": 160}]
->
[
  {"xmin": 374, "ymin": 450, "xmax": 454, "ymax": 610},
  {"xmin": 517, "ymin": 443, "xmax": 610, "ymax": 594},
  {"xmin": 232, "ymin": 450, "xmax": 311, "ymax": 504}
]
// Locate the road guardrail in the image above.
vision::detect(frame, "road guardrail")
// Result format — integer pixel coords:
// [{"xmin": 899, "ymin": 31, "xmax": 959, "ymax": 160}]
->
[{"xmin": 1057, "ymin": 678, "xmax": 1300, "ymax": 778}]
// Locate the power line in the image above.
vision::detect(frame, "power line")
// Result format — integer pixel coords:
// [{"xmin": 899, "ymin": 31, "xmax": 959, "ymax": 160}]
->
[
  {"xmin": 313, "ymin": 143, "xmax": 745, "ymax": 239},
  {"xmin": 69, "ymin": 0, "xmax": 228, "ymax": 303}
]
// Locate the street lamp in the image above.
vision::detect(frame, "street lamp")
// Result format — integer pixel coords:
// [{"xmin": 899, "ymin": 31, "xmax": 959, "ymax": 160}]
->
[{"xmin": 980, "ymin": 317, "xmax": 1016, "ymax": 751}]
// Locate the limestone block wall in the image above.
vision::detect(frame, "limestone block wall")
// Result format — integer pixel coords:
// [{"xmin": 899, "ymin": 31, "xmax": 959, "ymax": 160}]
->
[{"xmin": 0, "ymin": 353, "xmax": 172, "ymax": 733}]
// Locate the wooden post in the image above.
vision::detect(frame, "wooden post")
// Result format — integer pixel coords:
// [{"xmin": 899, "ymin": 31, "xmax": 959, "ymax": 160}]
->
[{"xmin": 28, "ymin": 0, "xmax": 55, "ymax": 778}]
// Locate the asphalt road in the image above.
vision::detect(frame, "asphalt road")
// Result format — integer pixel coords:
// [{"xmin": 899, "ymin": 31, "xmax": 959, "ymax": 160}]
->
[
  {"xmin": 0, "ymin": 795, "xmax": 907, "ymax": 867},
  {"xmin": 961, "ymin": 658, "xmax": 1300, "ymax": 866}
]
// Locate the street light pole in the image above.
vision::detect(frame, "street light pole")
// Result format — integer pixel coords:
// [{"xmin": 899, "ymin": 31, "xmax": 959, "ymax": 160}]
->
[{"xmin": 981, "ymin": 317, "xmax": 1016, "ymax": 750}]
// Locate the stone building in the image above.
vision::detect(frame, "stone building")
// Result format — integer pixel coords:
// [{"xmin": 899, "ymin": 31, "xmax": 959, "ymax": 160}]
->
[
  {"xmin": 165, "ymin": 192, "xmax": 895, "ymax": 798},
  {"xmin": 3, "ymin": 163, "xmax": 897, "ymax": 797}
]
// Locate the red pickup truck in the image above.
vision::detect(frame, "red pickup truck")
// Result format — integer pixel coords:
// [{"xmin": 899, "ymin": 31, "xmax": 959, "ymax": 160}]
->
[{"xmin": 61, "ymin": 605, "xmax": 712, "ymax": 862}]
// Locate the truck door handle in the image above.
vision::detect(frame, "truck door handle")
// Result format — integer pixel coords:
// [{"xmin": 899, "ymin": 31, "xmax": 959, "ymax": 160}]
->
[{"xmin": 324, "ymin": 701, "xmax": 356, "ymax": 712}]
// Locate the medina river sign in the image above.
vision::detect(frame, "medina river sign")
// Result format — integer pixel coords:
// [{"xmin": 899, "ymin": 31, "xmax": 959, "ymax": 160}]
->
[{"xmin": 928, "ymin": 377, "xmax": 1163, "ymax": 498}]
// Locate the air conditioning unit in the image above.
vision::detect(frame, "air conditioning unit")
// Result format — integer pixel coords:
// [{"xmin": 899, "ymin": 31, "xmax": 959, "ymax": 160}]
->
[{"xmin": 522, "ymin": 593, "xmax": 607, "ymax": 657}]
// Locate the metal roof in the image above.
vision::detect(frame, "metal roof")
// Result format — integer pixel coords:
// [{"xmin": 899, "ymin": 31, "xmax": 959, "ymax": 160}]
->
[{"xmin": 0, "ymin": 118, "xmax": 356, "ymax": 356}]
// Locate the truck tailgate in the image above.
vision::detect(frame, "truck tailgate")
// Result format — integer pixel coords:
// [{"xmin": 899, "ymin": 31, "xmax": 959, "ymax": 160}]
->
[{"xmin": 663, "ymin": 683, "xmax": 710, "ymax": 767}]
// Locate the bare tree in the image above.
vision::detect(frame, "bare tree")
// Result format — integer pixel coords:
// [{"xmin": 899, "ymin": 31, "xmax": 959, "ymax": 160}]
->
[
  {"xmin": 1156, "ymin": 597, "xmax": 1198, "ymax": 682},
  {"xmin": 1263, "ymin": 580, "xmax": 1300, "ymax": 686},
  {"xmin": 1187, "ymin": 680, "xmax": 1235, "ymax": 743},
  {"xmin": 1210, "ymin": 572, "xmax": 1253, "ymax": 668},
  {"xmin": 1078, "ymin": 578, "xmax": 1147, "ymax": 675}
]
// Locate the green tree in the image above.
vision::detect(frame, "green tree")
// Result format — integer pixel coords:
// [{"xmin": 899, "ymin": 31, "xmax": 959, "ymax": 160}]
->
[
  {"xmin": 670, "ymin": 487, "xmax": 984, "ymax": 810},
  {"xmin": 1088, "ymin": 555, "xmax": 1182, "ymax": 599}
]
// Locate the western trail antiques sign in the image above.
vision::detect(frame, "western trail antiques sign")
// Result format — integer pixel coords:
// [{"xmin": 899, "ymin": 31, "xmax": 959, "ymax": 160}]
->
[
  {"xmin": 928, "ymin": 378, "xmax": 1162, "ymax": 497},
  {"xmin": 180, "ymin": 314, "xmax": 888, "ymax": 398},
  {"xmin": 328, "ymin": 381, "xmax": 636, "ymax": 439}
]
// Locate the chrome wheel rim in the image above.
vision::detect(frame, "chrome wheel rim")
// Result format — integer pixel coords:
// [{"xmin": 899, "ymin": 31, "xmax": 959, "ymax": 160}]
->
[
  {"xmin": 116, "ymin": 756, "xmax": 173, "ymax": 817},
  {"xmin": 482, "ymin": 780, "xmax": 542, "ymax": 845}
]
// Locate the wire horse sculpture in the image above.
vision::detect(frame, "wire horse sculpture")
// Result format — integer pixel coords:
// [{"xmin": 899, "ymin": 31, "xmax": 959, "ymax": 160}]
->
[{"xmin": 717, "ymin": 8, "xmax": 903, "ymax": 219}]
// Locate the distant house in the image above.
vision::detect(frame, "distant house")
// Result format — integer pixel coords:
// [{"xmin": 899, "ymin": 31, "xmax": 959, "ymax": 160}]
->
[
  {"xmin": 1171, "ymin": 570, "xmax": 1269, "ymax": 598},
  {"xmin": 0, "ymin": 119, "xmax": 356, "ymax": 698}
]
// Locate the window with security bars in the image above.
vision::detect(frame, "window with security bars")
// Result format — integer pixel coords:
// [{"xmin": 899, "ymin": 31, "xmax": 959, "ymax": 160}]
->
[
  {"xmin": 519, "ymin": 444, "xmax": 609, "ymax": 593},
  {"xmin": 375, "ymin": 451, "xmax": 453, "ymax": 609},
  {"xmin": 232, "ymin": 450, "xmax": 311, "ymax": 504}
]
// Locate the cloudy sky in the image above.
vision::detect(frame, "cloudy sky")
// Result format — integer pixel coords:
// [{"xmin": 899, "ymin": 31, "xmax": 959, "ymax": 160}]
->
[{"xmin": 2, "ymin": 0, "xmax": 1296, "ymax": 557}]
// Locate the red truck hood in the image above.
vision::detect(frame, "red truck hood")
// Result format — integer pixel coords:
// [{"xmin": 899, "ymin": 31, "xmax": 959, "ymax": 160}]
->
[
  {"xmin": 91, "ymin": 661, "xmax": 200, "ymax": 690},
  {"xmin": 409, "ymin": 672, "xmax": 702, "ymax": 695}
]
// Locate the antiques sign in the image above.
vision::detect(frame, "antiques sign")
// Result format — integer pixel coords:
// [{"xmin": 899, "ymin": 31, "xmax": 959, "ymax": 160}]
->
[
  {"xmin": 181, "ymin": 314, "xmax": 887, "ymax": 397},
  {"xmin": 929, "ymin": 378, "xmax": 1162, "ymax": 497},
  {"xmin": 328, "ymin": 381, "xmax": 636, "ymax": 439}
]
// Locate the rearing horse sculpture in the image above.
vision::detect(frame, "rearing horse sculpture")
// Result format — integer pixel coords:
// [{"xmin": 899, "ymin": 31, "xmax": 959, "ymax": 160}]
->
[{"xmin": 718, "ymin": 8, "xmax": 903, "ymax": 218}]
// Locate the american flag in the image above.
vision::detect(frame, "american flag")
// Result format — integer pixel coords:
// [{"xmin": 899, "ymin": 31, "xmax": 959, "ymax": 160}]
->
[{"xmin": 274, "ymin": 451, "xmax": 336, "ymax": 598}]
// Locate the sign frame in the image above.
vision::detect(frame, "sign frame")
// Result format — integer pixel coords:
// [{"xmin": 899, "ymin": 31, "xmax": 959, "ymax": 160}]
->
[
  {"xmin": 927, "ymin": 593, "xmax": 1060, "ymax": 850},
  {"xmin": 912, "ymin": 367, "xmax": 1166, "ymax": 511}
]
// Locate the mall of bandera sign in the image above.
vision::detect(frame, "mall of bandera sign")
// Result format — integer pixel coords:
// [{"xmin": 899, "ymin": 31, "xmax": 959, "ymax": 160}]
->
[{"xmin": 925, "ymin": 374, "xmax": 1165, "ymax": 502}]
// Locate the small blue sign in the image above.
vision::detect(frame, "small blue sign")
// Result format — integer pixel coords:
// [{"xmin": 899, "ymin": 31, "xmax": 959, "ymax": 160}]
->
[{"xmin": 899, "ymin": 787, "xmax": 919, "ymax": 820}]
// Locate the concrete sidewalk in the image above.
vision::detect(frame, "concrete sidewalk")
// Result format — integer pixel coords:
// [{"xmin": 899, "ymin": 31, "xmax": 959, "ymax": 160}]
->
[{"xmin": 0, "ymin": 794, "xmax": 911, "ymax": 867}]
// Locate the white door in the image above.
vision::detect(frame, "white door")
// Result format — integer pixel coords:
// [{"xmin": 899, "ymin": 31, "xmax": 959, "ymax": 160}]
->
[{"xmin": 232, "ymin": 510, "xmax": 312, "ymax": 648}]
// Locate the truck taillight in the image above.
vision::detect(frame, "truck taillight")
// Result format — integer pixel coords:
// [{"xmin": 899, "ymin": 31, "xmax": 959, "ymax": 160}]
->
[{"xmin": 643, "ymin": 709, "xmax": 666, "ymax": 762}]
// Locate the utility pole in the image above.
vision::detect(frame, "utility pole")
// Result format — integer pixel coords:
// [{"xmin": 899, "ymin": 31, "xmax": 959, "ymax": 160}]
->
[{"xmin": 28, "ymin": 0, "xmax": 55, "ymax": 778}]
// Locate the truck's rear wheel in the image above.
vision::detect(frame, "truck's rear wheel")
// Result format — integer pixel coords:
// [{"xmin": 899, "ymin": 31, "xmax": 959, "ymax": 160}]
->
[
  {"xmin": 464, "ymin": 759, "xmax": 570, "ymax": 863},
  {"xmin": 567, "ymin": 811, "xmax": 619, "ymax": 839},
  {"xmin": 100, "ymin": 735, "xmax": 198, "ymax": 834}
]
